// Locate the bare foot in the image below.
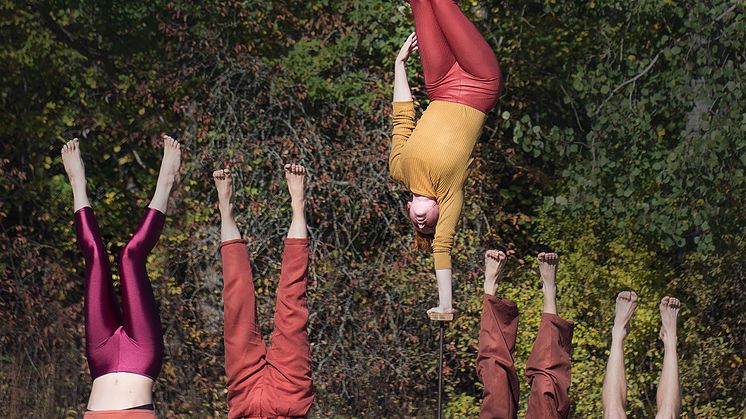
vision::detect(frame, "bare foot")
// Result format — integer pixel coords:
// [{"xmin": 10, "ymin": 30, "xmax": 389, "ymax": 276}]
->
[
  {"xmin": 659, "ymin": 296, "xmax": 680, "ymax": 345},
  {"xmin": 61, "ymin": 138, "xmax": 90, "ymax": 211},
  {"xmin": 284, "ymin": 164, "xmax": 308, "ymax": 239},
  {"xmin": 538, "ymin": 252, "xmax": 559, "ymax": 314},
  {"xmin": 613, "ymin": 291, "xmax": 639, "ymax": 341},
  {"xmin": 61, "ymin": 138, "xmax": 85, "ymax": 183},
  {"xmin": 284, "ymin": 164, "xmax": 306, "ymax": 209},
  {"xmin": 538, "ymin": 252, "xmax": 559, "ymax": 290},
  {"xmin": 149, "ymin": 135, "xmax": 182, "ymax": 213},
  {"xmin": 484, "ymin": 250, "xmax": 507, "ymax": 296},
  {"xmin": 158, "ymin": 135, "xmax": 182, "ymax": 186},
  {"xmin": 213, "ymin": 169, "xmax": 233, "ymax": 214}
]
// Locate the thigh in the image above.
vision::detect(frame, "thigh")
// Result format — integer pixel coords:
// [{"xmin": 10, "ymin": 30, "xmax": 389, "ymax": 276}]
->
[
  {"xmin": 430, "ymin": 0, "xmax": 501, "ymax": 80},
  {"xmin": 76, "ymin": 207, "xmax": 121, "ymax": 346},
  {"xmin": 410, "ymin": 0, "xmax": 457, "ymax": 85}
]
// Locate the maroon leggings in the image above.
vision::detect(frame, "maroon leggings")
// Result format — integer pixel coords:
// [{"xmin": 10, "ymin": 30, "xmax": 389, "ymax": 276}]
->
[
  {"xmin": 478, "ymin": 296, "xmax": 574, "ymax": 419},
  {"xmin": 409, "ymin": 0, "xmax": 502, "ymax": 113},
  {"xmin": 74, "ymin": 206, "xmax": 165, "ymax": 380}
]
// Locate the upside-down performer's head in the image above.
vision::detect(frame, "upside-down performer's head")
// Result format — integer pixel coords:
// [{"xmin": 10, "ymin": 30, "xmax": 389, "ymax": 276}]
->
[{"xmin": 408, "ymin": 194, "xmax": 438, "ymax": 250}]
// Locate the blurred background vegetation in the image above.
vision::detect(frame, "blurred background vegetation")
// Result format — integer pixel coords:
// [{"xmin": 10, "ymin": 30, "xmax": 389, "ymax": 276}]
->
[{"xmin": 1, "ymin": 0, "xmax": 744, "ymax": 417}]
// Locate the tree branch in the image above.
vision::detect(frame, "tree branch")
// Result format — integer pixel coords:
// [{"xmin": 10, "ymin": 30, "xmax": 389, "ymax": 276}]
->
[{"xmin": 594, "ymin": 51, "xmax": 661, "ymax": 116}]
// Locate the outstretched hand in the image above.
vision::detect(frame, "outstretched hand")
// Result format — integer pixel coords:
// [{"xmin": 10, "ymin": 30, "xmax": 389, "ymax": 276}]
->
[{"xmin": 396, "ymin": 32, "xmax": 418, "ymax": 64}]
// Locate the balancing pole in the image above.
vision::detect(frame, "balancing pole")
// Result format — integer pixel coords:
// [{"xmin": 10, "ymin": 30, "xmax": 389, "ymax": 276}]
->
[{"xmin": 428, "ymin": 311, "xmax": 455, "ymax": 419}]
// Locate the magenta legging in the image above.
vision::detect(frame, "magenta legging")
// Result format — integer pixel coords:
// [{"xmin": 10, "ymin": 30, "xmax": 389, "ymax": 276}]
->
[
  {"xmin": 409, "ymin": 0, "xmax": 502, "ymax": 113},
  {"xmin": 74, "ymin": 206, "xmax": 165, "ymax": 380}
]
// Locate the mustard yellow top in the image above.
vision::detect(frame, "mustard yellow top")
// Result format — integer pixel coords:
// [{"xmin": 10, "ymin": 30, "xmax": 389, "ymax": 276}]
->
[{"xmin": 389, "ymin": 100, "xmax": 486, "ymax": 269}]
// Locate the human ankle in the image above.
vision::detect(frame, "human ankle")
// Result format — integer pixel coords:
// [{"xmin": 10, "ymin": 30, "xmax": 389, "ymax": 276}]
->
[
  {"xmin": 70, "ymin": 175, "xmax": 87, "ymax": 188},
  {"xmin": 291, "ymin": 198, "xmax": 305, "ymax": 212},
  {"xmin": 662, "ymin": 336, "xmax": 678, "ymax": 349},
  {"xmin": 219, "ymin": 203, "xmax": 234, "ymax": 217},
  {"xmin": 157, "ymin": 175, "xmax": 176, "ymax": 193},
  {"xmin": 612, "ymin": 325, "xmax": 628, "ymax": 341}
]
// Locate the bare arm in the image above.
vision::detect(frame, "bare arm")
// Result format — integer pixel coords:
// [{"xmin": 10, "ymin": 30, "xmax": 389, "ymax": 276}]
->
[
  {"xmin": 393, "ymin": 32, "xmax": 417, "ymax": 102},
  {"xmin": 389, "ymin": 33, "xmax": 419, "ymax": 182}
]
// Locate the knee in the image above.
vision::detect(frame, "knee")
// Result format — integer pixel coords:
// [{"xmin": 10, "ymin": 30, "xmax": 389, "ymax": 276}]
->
[
  {"xmin": 81, "ymin": 240, "xmax": 107, "ymax": 263},
  {"xmin": 121, "ymin": 238, "xmax": 147, "ymax": 263}
]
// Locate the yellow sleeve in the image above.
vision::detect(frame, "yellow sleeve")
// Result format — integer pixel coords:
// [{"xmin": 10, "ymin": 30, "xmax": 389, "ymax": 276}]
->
[
  {"xmin": 432, "ymin": 187, "xmax": 464, "ymax": 270},
  {"xmin": 389, "ymin": 101, "xmax": 416, "ymax": 183}
]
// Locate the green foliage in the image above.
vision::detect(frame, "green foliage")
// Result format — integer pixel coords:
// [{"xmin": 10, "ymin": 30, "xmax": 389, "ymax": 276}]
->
[
  {"xmin": 512, "ymin": 0, "xmax": 746, "ymax": 254},
  {"xmin": 1, "ymin": 0, "xmax": 744, "ymax": 417}
]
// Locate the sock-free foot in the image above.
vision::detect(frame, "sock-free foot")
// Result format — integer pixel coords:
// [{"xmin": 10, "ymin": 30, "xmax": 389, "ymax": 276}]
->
[
  {"xmin": 213, "ymin": 169, "xmax": 233, "ymax": 214},
  {"xmin": 659, "ymin": 296, "xmax": 680, "ymax": 344},
  {"xmin": 61, "ymin": 138, "xmax": 90, "ymax": 211},
  {"xmin": 613, "ymin": 291, "xmax": 639, "ymax": 341},
  {"xmin": 284, "ymin": 164, "xmax": 306, "ymax": 209},
  {"xmin": 158, "ymin": 135, "xmax": 182, "ymax": 188},
  {"xmin": 538, "ymin": 252, "xmax": 559, "ymax": 314},
  {"xmin": 484, "ymin": 249, "xmax": 507, "ymax": 296},
  {"xmin": 538, "ymin": 252, "xmax": 559, "ymax": 290},
  {"xmin": 149, "ymin": 135, "xmax": 182, "ymax": 213},
  {"xmin": 62, "ymin": 138, "xmax": 85, "ymax": 183}
]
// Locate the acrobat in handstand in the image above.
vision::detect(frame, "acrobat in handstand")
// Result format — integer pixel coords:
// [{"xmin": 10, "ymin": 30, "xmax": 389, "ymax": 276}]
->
[
  {"xmin": 390, "ymin": 0, "xmax": 502, "ymax": 315},
  {"xmin": 477, "ymin": 251, "xmax": 574, "ymax": 419},
  {"xmin": 214, "ymin": 164, "xmax": 314, "ymax": 418},
  {"xmin": 62, "ymin": 135, "xmax": 181, "ymax": 417},
  {"xmin": 602, "ymin": 291, "xmax": 682, "ymax": 419}
]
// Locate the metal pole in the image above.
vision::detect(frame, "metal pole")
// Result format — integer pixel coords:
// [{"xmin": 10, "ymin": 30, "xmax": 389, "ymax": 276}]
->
[{"xmin": 437, "ymin": 321, "xmax": 445, "ymax": 419}]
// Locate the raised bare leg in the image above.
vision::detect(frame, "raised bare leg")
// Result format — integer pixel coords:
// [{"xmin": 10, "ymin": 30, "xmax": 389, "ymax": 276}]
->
[
  {"xmin": 284, "ymin": 164, "xmax": 308, "ymax": 239},
  {"xmin": 602, "ymin": 291, "xmax": 639, "ymax": 419},
  {"xmin": 61, "ymin": 138, "xmax": 91, "ymax": 212},
  {"xmin": 655, "ymin": 296, "xmax": 681, "ymax": 419},
  {"xmin": 214, "ymin": 169, "xmax": 241, "ymax": 242},
  {"xmin": 538, "ymin": 252, "xmax": 559, "ymax": 315},
  {"xmin": 148, "ymin": 135, "xmax": 181, "ymax": 214},
  {"xmin": 483, "ymin": 250, "xmax": 507, "ymax": 296}
]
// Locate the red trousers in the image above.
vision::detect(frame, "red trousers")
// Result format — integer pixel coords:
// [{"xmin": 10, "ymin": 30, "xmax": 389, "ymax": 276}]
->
[
  {"xmin": 477, "ymin": 296, "xmax": 574, "ymax": 419},
  {"xmin": 220, "ymin": 238, "xmax": 314, "ymax": 419}
]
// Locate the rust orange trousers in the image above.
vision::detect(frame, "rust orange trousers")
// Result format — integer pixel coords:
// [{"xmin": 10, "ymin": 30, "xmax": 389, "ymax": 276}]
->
[
  {"xmin": 477, "ymin": 295, "xmax": 574, "ymax": 419},
  {"xmin": 220, "ymin": 238, "xmax": 313, "ymax": 419}
]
